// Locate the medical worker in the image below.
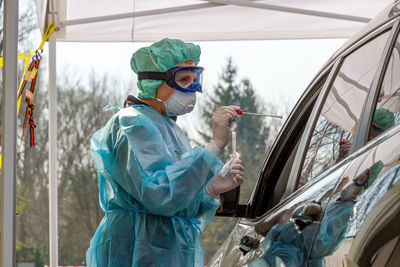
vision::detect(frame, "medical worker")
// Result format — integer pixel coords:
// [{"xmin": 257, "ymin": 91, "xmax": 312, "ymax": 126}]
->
[
  {"xmin": 336, "ymin": 108, "xmax": 395, "ymax": 163},
  {"xmin": 86, "ymin": 38, "xmax": 244, "ymax": 267}
]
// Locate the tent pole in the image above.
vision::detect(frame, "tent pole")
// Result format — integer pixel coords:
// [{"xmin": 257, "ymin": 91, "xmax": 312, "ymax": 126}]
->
[
  {"xmin": 48, "ymin": 31, "xmax": 58, "ymax": 267},
  {"xmin": 0, "ymin": 0, "xmax": 19, "ymax": 266},
  {"xmin": 207, "ymin": 0, "xmax": 371, "ymax": 23},
  {"xmin": 59, "ymin": 0, "xmax": 370, "ymax": 28},
  {"xmin": 58, "ymin": 3, "xmax": 219, "ymax": 26}
]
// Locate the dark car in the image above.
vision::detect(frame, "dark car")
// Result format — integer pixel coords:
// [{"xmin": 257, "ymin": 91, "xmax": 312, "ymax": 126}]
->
[{"xmin": 209, "ymin": 1, "xmax": 400, "ymax": 266}]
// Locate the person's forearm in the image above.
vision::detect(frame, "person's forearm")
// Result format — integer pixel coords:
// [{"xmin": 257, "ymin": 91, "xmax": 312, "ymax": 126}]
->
[{"xmin": 205, "ymin": 140, "xmax": 222, "ymax": 156}]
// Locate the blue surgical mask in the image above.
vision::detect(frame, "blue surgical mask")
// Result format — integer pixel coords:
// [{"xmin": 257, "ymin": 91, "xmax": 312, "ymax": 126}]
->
[{"xmin": 155, "ymin": 90, "xmax": 197, "ymax": 117}]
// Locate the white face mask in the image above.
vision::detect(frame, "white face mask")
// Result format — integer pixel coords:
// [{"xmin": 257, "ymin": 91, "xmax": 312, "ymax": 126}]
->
[{"xmin": 156, "ymin": 90, "xmax": 197, "ymax": 117}]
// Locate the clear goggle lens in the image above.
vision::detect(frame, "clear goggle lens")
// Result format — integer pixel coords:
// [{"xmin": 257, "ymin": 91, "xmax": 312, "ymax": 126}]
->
[
  {"xmin": 137, "ymin": 66, "xmax": 204, "ymax": 93},
  {"xmin": 168, "ymin": 66, "xmax": 204, "ymax": 92}
]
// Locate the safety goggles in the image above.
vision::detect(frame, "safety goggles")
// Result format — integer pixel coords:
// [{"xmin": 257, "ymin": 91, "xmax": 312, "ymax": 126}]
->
[{"xmin": 138, "ymin": 66, "xmax": 204, "ymax": 93}]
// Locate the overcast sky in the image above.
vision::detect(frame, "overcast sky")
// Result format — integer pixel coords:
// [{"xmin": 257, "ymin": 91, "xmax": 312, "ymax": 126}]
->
[
  {"xmin": 56, "ymin": 39, "xmax": 346, "ymax": 102},
  {"xmin": 55, "ymin": 39, "xmax": 346, "ymax": 139}
]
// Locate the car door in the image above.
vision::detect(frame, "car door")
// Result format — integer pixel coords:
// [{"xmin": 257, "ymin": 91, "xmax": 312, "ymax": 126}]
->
[
  {"xmin": 313, "ymin": 19, "xmax": 400, "ymax": 267},
  {"xmin": 208, "ymin": 16, "xmax": 395, "ymax": 267}
]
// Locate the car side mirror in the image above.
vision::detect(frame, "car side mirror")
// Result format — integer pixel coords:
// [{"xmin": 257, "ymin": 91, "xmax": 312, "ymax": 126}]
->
[{"xmin": 215, "ymin": 187, "xmax": 248, "ymax": 217}]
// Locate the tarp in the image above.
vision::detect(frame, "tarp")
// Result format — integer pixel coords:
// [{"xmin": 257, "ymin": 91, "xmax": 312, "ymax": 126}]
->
[{"xmin": 36, "ymin": 0, "xmax": 394, "ymax": 42}]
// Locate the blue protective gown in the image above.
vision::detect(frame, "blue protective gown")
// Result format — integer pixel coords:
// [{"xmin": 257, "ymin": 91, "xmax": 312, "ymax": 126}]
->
[{"xmin": 86, "ymin": 105, "xmax": 224, "ymax": 267}]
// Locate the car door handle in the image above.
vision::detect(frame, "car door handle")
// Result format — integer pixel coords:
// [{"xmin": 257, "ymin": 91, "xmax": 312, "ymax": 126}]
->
[{"xmin": 238, "ymin": 235, "xmax": 260, "ymax": 255}]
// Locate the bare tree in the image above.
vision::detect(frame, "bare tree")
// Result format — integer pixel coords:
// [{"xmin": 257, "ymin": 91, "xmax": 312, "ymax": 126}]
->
[{"xmin": 0, "ymin": 0, "xmax": 37, "ymax": 56}]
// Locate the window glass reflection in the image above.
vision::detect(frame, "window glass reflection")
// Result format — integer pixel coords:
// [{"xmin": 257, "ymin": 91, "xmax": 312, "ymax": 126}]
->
[
  {"xmin": 300, "ymin": 31, "xmax": 391, "ymax": 184},
  {"xmin": 369, "ymin": 33, "xmax": 400, "ymax": 140},
  {"xmin": 310, "ymin": 129, "xmax": 400, "ymax": 266},
  {"xmin": 346, "ymin": 163, "xmax": 400, "ymax": 236},
  {"xmin": 250, "ymin": 163, "xmax": 351, "ymax": 267}
]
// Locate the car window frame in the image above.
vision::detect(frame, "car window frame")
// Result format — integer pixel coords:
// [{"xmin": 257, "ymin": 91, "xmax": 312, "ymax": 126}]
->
[
  {"xmin": 353, "ymin": 19, "xmax": 400, "ymax": 149},
  {"xmin": 282, "ymin": 59, "xmax": 344, "ymax": 198},
  {"xmin": 246, "ymin": 65, "xmax": 333, "ymax": 218}
]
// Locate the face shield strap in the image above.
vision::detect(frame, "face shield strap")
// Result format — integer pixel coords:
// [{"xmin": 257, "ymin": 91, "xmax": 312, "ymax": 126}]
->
[{"xmin": 138, "ymin": 71, "xmax": 169, "ymax": 81}]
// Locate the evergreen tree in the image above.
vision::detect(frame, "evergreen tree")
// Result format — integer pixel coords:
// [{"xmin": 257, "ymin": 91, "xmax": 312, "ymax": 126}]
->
[
  {"xmin": 199, "ymin": 57, "xmax": 278, "ymax": 262},
  {"xmin": 199, "ymin": 57, "xmax": 271, "ymax": 201},
  {"xmin": 198, "ymin": 57, "xmax": 241, "ymax": 162}
]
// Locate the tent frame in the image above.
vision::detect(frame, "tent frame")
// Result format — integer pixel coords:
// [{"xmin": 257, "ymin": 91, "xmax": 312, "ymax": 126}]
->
[
  {"xmin": 59, "ymin": 0, "xmax": 371, "ymax": 28},
  {"xmin": 1, "ymin": 0, "xmax": 19, "ymax": 266},
  {"xmin": 48, "ymin": 28, "xmax": 58, "ymax": 267}
]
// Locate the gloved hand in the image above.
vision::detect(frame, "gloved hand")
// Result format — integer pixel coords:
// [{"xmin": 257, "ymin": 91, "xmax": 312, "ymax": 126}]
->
[
  {"xmin": 211, "ymin": 105, "xmax": 239, "ymax": 150},
  {"xmin": 205, "ymin": 156, "xmax": 244, "ymax": 199}
]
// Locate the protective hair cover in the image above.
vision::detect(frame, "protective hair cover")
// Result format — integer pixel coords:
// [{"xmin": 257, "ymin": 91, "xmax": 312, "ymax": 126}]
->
[
  {"xmin": 86, "ymin": 105, "xmax": 223, "ymax": 266},
  {"xmin": 374, "ymin": 108, "xmax": 395, "ymax": 131},
  {"xmin": 131, "ymin": 38, "xmax": 201, "ymax": 99}
]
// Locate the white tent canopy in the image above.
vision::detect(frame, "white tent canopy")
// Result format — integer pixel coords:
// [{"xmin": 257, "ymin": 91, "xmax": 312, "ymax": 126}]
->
[{"xmin": 36, "ymin": 0, "xmax": 394, "ymax": 42}]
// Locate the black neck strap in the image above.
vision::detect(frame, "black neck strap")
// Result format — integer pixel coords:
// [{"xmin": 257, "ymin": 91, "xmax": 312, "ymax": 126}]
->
[{"xmin": 138, "ymin": 71, "xmax": 166, "ymax": 81}]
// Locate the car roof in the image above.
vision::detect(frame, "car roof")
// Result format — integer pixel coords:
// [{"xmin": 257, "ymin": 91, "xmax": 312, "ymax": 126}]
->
[
  {"xmin": 331, "ymin": 1, "xmax": 400, "ymax": 60},
  {"xmin": 300, "ymin": 1, "xmax": 400, "ymax": 100}
]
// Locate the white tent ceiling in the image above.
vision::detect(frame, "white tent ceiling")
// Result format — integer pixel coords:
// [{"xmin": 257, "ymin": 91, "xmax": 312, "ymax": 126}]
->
[{"xmin": 35, "ymin": 0, "xmax": 395, "ymax": 42}]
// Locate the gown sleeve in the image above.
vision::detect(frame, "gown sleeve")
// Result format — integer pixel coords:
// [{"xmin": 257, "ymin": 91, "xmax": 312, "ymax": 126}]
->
[
  {"xmin": 91, "ymin": 110, "xmax": 224, "ymax": 217},
  {"xmin": 194, "ymin": 193, "xmax": 221, "ymax": 232}
]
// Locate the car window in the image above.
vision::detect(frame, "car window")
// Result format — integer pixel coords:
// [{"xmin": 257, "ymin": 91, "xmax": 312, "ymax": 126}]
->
[
  {"xmin": 250, "ymin": 73, "xmax": 325, "ymax": 217},
  {"xmin": 368, "ymin": 32, "xmax": 400, "ymax": 140},
  {"xmin": 299, "ymin": 30, "xmax": 391, "ymax": 184}
]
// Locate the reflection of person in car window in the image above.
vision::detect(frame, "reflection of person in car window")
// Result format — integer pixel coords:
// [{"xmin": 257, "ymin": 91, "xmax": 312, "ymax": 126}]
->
[
  {"xmin": 250, "ymin": 161, "xmax": 384, "ymax": 267},
  {"xmin": 369, "ymin": 108, "xmax": 395, "ymax": 139},
  {"xmin": 336, "ymin": 108, "xmax": 394, "ymax": 163}
]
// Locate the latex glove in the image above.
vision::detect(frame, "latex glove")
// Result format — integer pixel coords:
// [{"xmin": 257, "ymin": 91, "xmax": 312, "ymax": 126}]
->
[
  {"xmin": 211, "ymin": 105, "xmax": 239, "ymax": 150},
  {"xmin": 205, "ymin": 156, "xmax": 244, "ymax": 199}
]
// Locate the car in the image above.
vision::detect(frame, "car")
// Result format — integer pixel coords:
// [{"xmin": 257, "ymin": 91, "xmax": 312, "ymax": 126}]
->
[{"xmin": 209, "ymin": 1, "xmax": 400, "ymax": 266}]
